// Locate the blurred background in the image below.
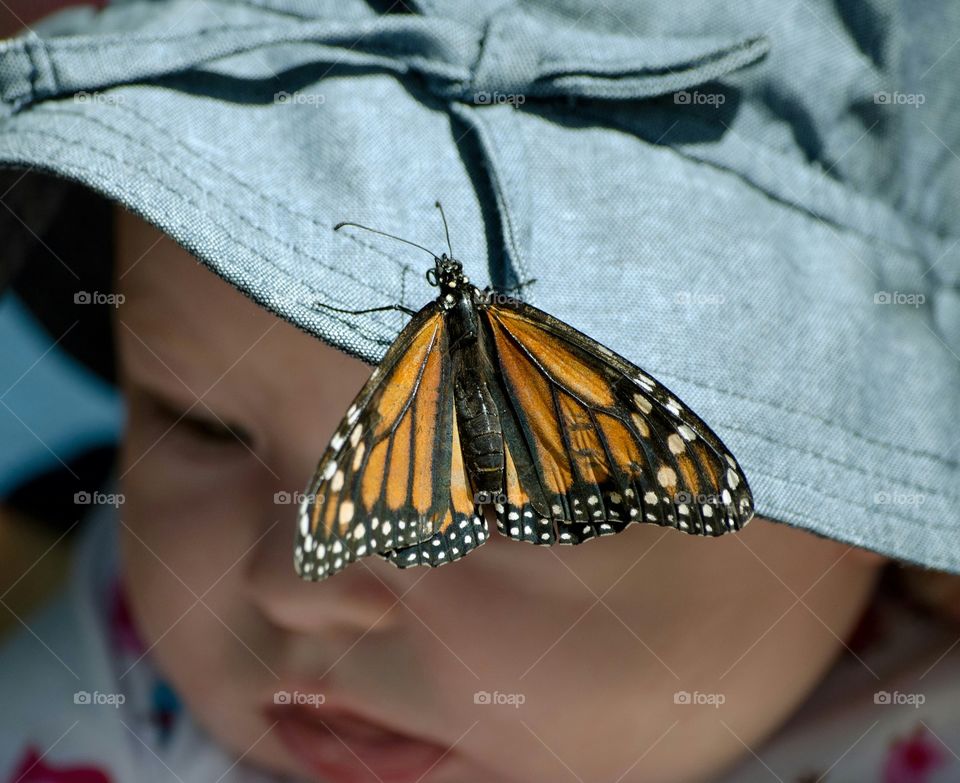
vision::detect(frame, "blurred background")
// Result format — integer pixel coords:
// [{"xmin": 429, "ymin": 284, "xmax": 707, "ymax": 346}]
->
[{"xmin": 0, "ymin": 0, "xmax": 117, "ymax": 637}]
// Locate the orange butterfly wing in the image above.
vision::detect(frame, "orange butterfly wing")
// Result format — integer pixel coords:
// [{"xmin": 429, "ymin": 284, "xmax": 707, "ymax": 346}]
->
[
  {"xmin": 480, "ymin": 301, "xmax": 754, "ymax": 544},
  {"xmin": 295, "ymin": 305, "xmax": 488, "ymax": 581}
]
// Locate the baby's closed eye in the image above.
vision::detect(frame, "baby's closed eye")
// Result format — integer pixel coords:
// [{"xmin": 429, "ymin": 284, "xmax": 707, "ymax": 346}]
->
[{"xmin": 131, "ymin": 385, "xmax": 255, "ymax": 453}]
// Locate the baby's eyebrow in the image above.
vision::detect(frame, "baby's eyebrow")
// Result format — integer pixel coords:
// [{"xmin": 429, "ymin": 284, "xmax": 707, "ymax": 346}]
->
[{"xmin": 115, "ymin": 322, "xmax": 253, "ymax": 423}]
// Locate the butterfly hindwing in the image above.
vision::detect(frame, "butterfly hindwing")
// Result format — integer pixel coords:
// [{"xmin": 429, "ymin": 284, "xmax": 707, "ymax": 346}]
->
[
  {"xmin": 380, "ymin": 397, "xmax": 490, "ymax": 570},
  {"xmin": 296, "ymin": 303, "xmax": 486, "ymax": 581},
  {"xmin": 479, "ymin": 300, "xmax": 754, "ymax": 544}
]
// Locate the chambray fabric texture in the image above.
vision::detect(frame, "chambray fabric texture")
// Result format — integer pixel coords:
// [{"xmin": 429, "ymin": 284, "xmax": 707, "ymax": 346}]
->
[{"xmin": 0, "ymin": 1, "xmax": 958, "ymax": 570}]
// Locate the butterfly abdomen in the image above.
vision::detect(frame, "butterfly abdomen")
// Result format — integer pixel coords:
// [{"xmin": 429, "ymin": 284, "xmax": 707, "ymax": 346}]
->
[{"xmin": 453, "ymin": 357, "xmax": 504, "ymax": 496}]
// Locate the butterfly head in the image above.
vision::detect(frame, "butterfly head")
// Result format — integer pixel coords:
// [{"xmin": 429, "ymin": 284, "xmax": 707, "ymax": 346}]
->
[{"xmin": 426, "ymin": 254, "xmax": 469, "ymax": 294}]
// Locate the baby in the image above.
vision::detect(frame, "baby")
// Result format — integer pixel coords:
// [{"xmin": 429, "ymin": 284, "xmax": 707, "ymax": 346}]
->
[{"xmin": 8, "ymin": 204, "xmax": 901, "ymax": 782}]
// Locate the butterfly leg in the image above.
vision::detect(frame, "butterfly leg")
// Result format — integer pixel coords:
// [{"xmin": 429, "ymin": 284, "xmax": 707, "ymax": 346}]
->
[{"xmin": 313, "ymin": 301, "xmax": 418, "ymax": 316}]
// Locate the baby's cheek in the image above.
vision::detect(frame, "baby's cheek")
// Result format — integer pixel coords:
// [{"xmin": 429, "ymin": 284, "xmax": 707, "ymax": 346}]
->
[
  {"xmin": 117, "ymin": 428, "xmax": 273, "ymax": 589},
  {"xmin": 116, "ymin": 456, "xmax": 286, "ymax": 766},
  {"xmin": 117, "ymin": 519, "xmax": 281, "ymax": 779},
  {"xmin": 420, "ymin": 517, "xmax": 880, "ymax": 782},
  {"xmin": 114, "ymin": 423, "xmax": 280, "ymax": 694}
]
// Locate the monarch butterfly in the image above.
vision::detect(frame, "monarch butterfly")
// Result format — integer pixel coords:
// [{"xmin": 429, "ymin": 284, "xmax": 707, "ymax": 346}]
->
[{"xmin": 295, "ymin": 204, "xmax": 754, "ymax": 581}]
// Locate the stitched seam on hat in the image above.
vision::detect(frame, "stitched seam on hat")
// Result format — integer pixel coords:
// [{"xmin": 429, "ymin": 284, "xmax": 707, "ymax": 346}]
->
[
  {"xmin": 99, "ymin": 95, "xmax": 464, "ymax": 296},
  {"xmin": 660, "ymin": 369, "xmax": 957, "ymax": 470},
  {"xmin": 717, "ymin": 419, "xmax": 959, "ymax": 502},
  {"xmin": 749, "ymin": 466, "xmax": 958, "ymax": 534},
  {"xmin": 752, "ymin": 493, "xmax": 956, "ymax": 570},
  {"xmin": 56, "ymin": 101, "xmax": 419, "ymax": 287},
  {"xmin": 39, "ymin": 106, "xmax": 412, "ymax": 309},
  {"xmin": 11, "ymin": 125, "xmax": 401, "ymax": 351}
]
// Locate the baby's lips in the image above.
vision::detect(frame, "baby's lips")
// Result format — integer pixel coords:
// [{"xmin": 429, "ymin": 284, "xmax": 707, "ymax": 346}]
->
[{"xmin": 266, "ymin": 700, "xmax": 450, "ymax": 783}]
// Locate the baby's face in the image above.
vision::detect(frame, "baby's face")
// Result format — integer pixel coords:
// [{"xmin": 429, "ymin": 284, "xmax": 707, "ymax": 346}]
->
[{"xmin": 113, "ymin": 207, "xmax": 883, "ymax": 783}]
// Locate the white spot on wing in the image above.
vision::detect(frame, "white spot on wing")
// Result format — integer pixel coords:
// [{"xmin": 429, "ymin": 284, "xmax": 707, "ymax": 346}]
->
[
  {"xmin": 632, "ymin": 393, "xmax": 653, "ymax": 414},
  {"xmin": 657, "ymin": 466, "xmax": 677, "ymax": 488},
  {"xmin": 350, "ymin": 425, "xmax": 363, "ymax": 448},
  {"xmin": 352, "ymin": 441, "xmax": 366, "ymax": 470}
]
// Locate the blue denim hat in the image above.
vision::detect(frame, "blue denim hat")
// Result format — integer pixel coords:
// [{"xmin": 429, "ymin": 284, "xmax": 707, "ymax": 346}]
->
[{"xmin": 1, "ymin": 1, "xmax": 958, "ymax": 573}]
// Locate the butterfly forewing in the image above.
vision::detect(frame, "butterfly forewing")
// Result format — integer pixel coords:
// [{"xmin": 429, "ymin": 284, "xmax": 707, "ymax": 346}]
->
[
  {"xmin": 480, "ymin": 301, "xmax": 754, "ymax": 544},
  {"xmin": 296, "ymin": 304, "xmax": 485, "ymax": 580}
]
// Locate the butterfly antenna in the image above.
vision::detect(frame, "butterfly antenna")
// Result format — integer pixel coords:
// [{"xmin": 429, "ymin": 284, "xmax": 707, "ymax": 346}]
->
[
  {"xmin": 333, "ymin": 221, "xmax": 438, "ymax": 261},
  {"xmin": 434, "ymin": 201, "xmax": 453, "ymax": 259}
]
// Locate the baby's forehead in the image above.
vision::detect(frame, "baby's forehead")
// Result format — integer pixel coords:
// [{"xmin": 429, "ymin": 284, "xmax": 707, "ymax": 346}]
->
[
  {"xmin": 115, "ymin": 216, "xmax": 243, "ymax": 356},
  {"xmin": 113, "ymin": 207, "xmax": 369, "ymax": 403},
  {"xmin": 115, "ymin": 207, "xmax": 224, "ymax": 300}
]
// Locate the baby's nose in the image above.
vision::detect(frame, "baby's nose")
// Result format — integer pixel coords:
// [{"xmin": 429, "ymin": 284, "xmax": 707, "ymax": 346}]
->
[{"xmin": 240, "ymin": 515, "xmax": 415, "ymax": 635}]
